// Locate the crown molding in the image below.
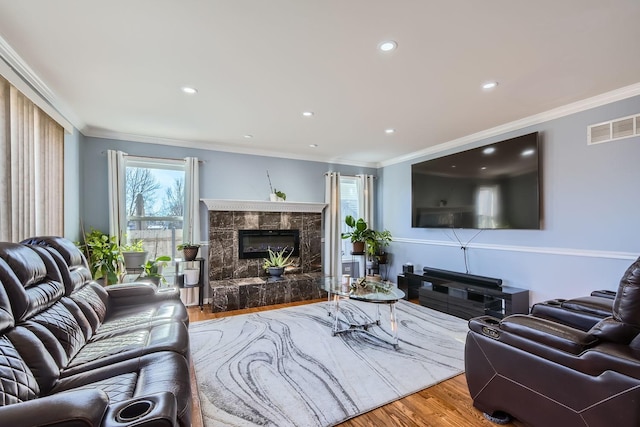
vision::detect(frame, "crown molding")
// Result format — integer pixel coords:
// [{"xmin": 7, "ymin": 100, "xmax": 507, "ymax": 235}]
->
[
  {"xmin": 83, "ymin": 127, "xmax": 378, "ymax": 169},
  {"xmin": 0, "ymin": 35, "xmax": 83, "ymax": 133},
  {"xmin": 379, "ymin": 82, "xmax": 640, "ymax": 168},
  {"xmin": 201, "ymin": 199, "xmax": 327, "ymax": 213}
]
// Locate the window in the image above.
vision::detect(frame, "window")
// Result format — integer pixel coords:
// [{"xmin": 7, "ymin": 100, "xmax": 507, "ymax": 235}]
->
[
  {"xmin": 340, "ymin": 176, "xmax": 360, "ymax": 259},
  {"xmin": 125, "ymin": 157, "xmax": 186, "ymax": 260}
]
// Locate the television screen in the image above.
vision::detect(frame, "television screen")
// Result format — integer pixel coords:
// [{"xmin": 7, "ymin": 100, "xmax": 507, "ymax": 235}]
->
[{"xmin": 412, "ymin": 132, "xmax": 541, "ymax": 229}]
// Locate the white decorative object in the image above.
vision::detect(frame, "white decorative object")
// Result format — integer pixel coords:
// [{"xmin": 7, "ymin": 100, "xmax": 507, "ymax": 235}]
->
[{"xmin": 184, "ymin": 268, "xmax": 199, "ymax": 286}]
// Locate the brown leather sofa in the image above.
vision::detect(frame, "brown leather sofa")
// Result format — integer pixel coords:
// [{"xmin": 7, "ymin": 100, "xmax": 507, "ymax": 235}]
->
[
  {"xmin": 530, "ymin": 289, "xmax": 616, "ymax": 330},
  {"xmin": 465, "ymin": 256, "xmax": 640, "ymax": 426},
  {"xmin": 0, "ymin": 238, "xmax": 192, "ymax": 427}
]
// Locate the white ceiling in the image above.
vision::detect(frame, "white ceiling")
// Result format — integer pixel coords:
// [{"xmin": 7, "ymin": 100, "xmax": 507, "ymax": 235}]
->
[{"xmin": 1, "ymin": 1, "xmax": 639, "ymax": 167}]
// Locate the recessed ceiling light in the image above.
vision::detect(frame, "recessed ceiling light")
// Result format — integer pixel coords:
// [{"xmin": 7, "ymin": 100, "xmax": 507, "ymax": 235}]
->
[
  {"xmin": 482, "ymin": 146, "xmax": 496, "ymax": 154},
  {"xmin": 480, "ymin": 166, "xmax": 487, "ymax": 170},
  {"xmin": 385, "ymin": 128, "xmax": 395, "ymax": 134},
  {"xmin": 244, "ymin": 134, "xmax": 253, "ymax": 139},
  {"xmin": 521, "ymin": 148, "xmax": 535, "ymax": 156},
  {"xmin": 302, "ymin": 111, "xmax": 314, "ymax": 117},
  {"xmin": 482, "ymin": 81, "xmax": 498, "ymax": 90},
  {"xmin": 309, "ymin": 144, "xmax": 318, "ymax": 148},
  {"xmin": 379, "ymin": 41, "xmax": 397, "ymax": 52},
  {"xmin": 182, "ymin": 86, "xmax": 198, "ymax": 94}
]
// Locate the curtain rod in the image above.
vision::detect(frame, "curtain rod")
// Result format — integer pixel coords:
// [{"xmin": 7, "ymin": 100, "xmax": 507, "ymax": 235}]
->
[{"xmin": 101, "ymin": 151, "xmax": 205, "ymax": 163}]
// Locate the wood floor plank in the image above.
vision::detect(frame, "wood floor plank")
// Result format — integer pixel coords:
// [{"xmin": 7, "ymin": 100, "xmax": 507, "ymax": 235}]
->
[{"xmin": 187, "ymin": 300, "xmax": 526, "ymax": 427}]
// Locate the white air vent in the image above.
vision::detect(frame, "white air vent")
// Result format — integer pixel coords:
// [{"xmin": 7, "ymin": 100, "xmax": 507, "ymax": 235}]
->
[{"xmin": 588, "ymin": 113, "xmax": 640, "ymax": 145}]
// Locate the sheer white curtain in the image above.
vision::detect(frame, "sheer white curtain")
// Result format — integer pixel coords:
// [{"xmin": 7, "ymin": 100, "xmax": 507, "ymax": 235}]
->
[
  {"xmin": 0, "ymin": 77, "xmax": 64, "ymax": 241},
  {"xmin": 181, "ymin": 157, "xmax": 201, "ymax": 306},
  {"xmin": 324, "ymin": 172, "xmax": 341, "ymax": 277},
  {"xmin": 357, "ymin": 174, "xmax": 375, "ymax": 227},
  {"xmin": 107, "ymin": 150, "xmax": 127, "ymax": 244},
  {"xmin": 183, "ymin": 157, "xmax": 200, "ymax": 245}
]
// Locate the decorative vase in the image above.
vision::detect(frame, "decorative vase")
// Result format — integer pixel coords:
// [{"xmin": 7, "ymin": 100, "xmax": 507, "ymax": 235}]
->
[
  {"xmin": 184, "ymin": 268, "xmax": 199, "ymax": 286},
  {"xmin": 268, "ymin": 267, "xmax": 284, "ymax": 277},
  {"xmin": 182, "ymin": 247, "xmax": 199, "ymax": 261}
]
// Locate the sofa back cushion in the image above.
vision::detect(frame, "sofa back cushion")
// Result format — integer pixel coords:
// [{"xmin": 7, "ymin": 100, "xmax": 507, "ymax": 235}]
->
[
  {"xmin": 0, "ymin": 335, "xmax": 40, "ymax": 405},
  {"xmin": 21, "ymin": 236, "xmax": 92, "ymax": 295},
  {"xmin": 613, "ymin": 257, "xmax": 640, "ymax": 327},
  {"xmin": 0, "ymin": 244, "xmax": 65, "ymax": 321}
]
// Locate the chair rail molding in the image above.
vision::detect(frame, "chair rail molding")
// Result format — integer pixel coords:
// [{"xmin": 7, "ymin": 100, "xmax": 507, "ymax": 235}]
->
[{"xmin": 394, "ymin": 237, "xmax": 638, "ymax": 261}]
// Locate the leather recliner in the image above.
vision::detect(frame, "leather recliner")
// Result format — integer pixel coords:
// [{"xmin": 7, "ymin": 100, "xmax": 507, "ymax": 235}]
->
[
  {"xmin": 0, "ymin": 241, "xmax": 192, "ymax": 427},
  {"xmin": 465, "ymin": 257, "xmax": 640, "ymax": 426},
  {"xmin": 530, "ymin": 289, "xmax": 616, "ymax": 331}
]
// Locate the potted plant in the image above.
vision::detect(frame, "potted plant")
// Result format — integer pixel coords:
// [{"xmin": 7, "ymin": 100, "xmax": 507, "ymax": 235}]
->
[
  {"xmin": 79, "ymin": 228, "xmax": 125, "ymax": 286},
  {"xmin": 177, "ymin": 243, "xmax": 200, "ymax": 261},
  {"xmin": 366, "ymin": 229, "xmax": 392, "ymax": 264},
  {"xmin": 263, "ymin": 247, "xmax": 293, "ymax": 277},
  {"xmin": 341, "ymin": 215, "xmax": 372, "ymax": 254},
  {"xmin": 137, "ymin": 255, "xmax": 172, "ymax": 285},
  {"xmin": 121, "ymin": 239, "xmax": 148, "ymax": 270},
  {"xmin": 267, "ymin": 170, "xmax": 286, "ymax": 201}
]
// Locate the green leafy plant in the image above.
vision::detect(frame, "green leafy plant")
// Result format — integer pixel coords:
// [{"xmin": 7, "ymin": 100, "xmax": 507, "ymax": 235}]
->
[
  {"xmin": 262, "ymin": 247, "xmax": 293, "ymax": 272},
  {"xmin": 274, "ymin": 189, "xmax": 286, "ymax": 200},
  {"xmin": 79, "ymin": 228, "xmax": 125, "ymax": 285},
  {"xmin": 340, "ymin": 215, "xmax": 372, "ymax": 243},
  {"xmin": 366, "ymin": 229, "xmax": 393, "ymax": 258},
  {"xmin": 121, "ymin": 239, "xmax": 145, "ymax": 252},
  {"xmin": 139, "ymin": 256, "xmax": 172, "ymax": 284}
]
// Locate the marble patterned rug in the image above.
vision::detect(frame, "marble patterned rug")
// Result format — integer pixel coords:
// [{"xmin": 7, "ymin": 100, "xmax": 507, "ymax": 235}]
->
[{"xmin": 189, "ymin": 300, "xmax": 468, "ymax": 427}]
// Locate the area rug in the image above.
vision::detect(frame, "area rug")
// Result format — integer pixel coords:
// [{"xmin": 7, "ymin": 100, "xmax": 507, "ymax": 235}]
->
[{"xmin": 189, "ymin": 300, "xmax": 468, "ymax": 427}]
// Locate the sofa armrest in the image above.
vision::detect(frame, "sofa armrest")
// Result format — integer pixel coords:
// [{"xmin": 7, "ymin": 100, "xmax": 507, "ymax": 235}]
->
[
  {"xmin": 103, "ymin": 392, "xmax": 178, "ymax": 427},
  {"xmin": 106, "ymin": 282, "xmax": 179, "ymax": 304},
  {"xmin": 469, "ymin": 314, "xmax": 598, "ymax": 355},
  {"xmin": 0, "ymin": 389, "xmax": 109, "ymax": 427}
]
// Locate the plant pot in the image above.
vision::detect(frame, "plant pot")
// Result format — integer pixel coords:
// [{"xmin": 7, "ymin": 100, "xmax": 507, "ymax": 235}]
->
[
  {"xmin": 352, "ymin": 241, "xmax": 365, "ymax": 254},
  {"xmin": 182, "ymin": 247, "xmax": 199, "ymax": 261},
  {"xmin": 184, "ymin": 268, "xmax": 199, "ymax": 286},
  {"xmin": 123, "ymin": 251, "xmax": 148, "ymax": 270},
  {"xmin": 376, "ymin": 253, "xmax": 388, "ymax": 264},
  {"xmin": 268, "ymin": 267, "xmax": 284, "ymax": 277}
]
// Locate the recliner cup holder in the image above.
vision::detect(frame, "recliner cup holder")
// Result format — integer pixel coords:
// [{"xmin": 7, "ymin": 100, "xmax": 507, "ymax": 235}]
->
[{"xmin": 116, "ymin": 400, "xmax": 154, "ymax": 423}]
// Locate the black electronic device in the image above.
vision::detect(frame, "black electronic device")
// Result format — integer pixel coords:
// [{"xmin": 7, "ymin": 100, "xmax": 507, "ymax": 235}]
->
[{"xmin": 411, "ymin": 132, "xmax": 541, "ymax": 229}]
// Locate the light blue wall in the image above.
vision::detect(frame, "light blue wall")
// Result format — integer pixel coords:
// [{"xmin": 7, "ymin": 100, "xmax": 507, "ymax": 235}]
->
[
  {"xmin": 63, "ymin": 128, "xmax": 82, "ymax": 241},
  {"xmin": 380, "ymin": 95, "xmax": 640, "ymax": 305},
  {"xmin": 80, "ymin": 137, "xmax": 376, "ymax": 244}
]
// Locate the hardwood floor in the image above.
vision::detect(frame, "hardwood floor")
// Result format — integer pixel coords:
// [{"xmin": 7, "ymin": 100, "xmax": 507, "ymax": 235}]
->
[{"xmin": 187, "ymin": 300, "xmax": 526, "ymax": 427}]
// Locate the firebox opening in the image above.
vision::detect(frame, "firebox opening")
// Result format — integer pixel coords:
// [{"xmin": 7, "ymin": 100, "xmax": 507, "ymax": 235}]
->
[{"xmin": 238, "ymin": 229, "xmax": 300, "ymax": 259}]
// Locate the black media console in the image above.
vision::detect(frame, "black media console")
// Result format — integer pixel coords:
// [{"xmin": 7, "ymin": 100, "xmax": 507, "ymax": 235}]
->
[{"xmin": 398, "ymin": 267, "xmax": 529, "ymax": 320}]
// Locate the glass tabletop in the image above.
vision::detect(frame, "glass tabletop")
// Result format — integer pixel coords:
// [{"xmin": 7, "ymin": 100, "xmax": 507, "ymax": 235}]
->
[{"xmin": 319, "ymin": 277, "xmax": 405, "ymax": 303}]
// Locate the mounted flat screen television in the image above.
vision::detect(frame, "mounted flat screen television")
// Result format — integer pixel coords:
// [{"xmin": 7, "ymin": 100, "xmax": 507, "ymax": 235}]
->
[{"xmin": 412, "ymin": 132, "xmax": 541, "ymax": 229}]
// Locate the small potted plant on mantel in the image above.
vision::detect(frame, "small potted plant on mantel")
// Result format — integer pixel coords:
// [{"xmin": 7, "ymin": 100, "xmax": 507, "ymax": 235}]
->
[
  {"xmin": 263, "ymin": 247, "xmax": 293, "ymax": 277},
  {"xmin": 177, "ymin": 243, "xmax": 200, "ymax": 261}
]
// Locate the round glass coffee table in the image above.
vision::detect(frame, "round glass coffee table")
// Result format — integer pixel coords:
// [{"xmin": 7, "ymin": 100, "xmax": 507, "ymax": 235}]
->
[{"xmin": 319, "ymin": 277, "xmax": 405, "ymax": 349}]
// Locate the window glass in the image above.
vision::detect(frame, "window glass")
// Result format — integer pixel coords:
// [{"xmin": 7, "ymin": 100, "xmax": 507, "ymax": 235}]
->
[
  {"xmin": 125, "ymin": 158, "xmax": 185, "ymax": 260},
  {"xmin": 340, "ymin": 176, "xmax": 360, "ymax": 259}
]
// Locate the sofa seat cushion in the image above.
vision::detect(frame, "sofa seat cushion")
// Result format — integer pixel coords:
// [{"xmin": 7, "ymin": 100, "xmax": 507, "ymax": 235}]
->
[
  {"xmin": 51, "ymin": 351, "xmax": 192, "ymax": 426},
  {"xmin": 61, "ymin": 321, "xmax": 189, "ymax": 377}
]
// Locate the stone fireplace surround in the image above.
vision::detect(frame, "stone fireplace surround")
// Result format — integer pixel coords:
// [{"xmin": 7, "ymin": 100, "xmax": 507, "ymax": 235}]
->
[{"xmin": 203, "ymin": 199, "xmax": 327, "ymax": 312}]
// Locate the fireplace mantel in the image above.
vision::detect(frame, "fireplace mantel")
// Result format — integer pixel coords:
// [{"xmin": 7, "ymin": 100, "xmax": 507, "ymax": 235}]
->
[{"xmin": 201, "ymin": 199, "xmax": 326, "ymax": 213}]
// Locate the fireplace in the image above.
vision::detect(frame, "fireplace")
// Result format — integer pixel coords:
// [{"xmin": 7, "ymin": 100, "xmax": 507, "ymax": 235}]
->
[{"xmin": 238, "ymin": 229, "xmax": 300, "ymax": 259}]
